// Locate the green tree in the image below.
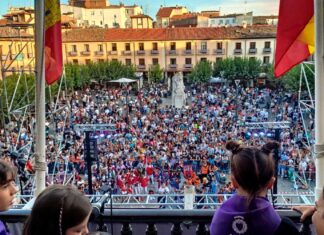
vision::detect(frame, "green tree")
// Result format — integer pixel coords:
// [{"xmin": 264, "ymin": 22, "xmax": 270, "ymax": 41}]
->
[
  {"xmin": 189, "ymin": 60, "xmax": 212, "ymax": 83},
  {"xmin": 0, "ymin": 73, "xmax": 36, "ymax": 114},
  {"xmin": 103, "ymin": 60, "xmax": 135, "ymax": 81},
  {"xmin": 148, "ymin": 64, "xmax": 163, "ymax": 84},
  {"xmin": 264, "ymin": 63, "xmax": 314, "ymax": 93},
  {"xmin": 213, "ymin": 57, "xmax": 262, "ymax": 81}
]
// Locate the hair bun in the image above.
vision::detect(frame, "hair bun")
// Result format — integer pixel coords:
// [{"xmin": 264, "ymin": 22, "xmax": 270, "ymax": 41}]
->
[
  {"xmin": 226, "ymin": 141, "xmax": 242, "ymax": 154},
  {"xmin": 261, "ymin": 141, "xmax": 280, "ymax": 154}
]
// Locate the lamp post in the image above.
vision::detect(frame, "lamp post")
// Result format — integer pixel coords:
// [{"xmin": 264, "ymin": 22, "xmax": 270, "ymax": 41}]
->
[{"xmin": 234, "ymin": 79, "xmax": 240, "ymax": 123}]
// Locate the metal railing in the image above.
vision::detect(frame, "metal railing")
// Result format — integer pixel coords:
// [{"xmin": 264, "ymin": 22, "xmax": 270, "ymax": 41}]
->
[
  {"xmin": 0, "ymin": 209, "xmax": 312, "ymax": 235},
  {"xmin": 13, "ymin": 194, "xmax": 314, "ymax": 209}
]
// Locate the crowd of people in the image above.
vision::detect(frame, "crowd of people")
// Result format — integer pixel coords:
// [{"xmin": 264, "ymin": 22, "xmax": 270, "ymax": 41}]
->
[{"xmin": 0, "ymin": 81, "xmax": 315, "ymax": 197}]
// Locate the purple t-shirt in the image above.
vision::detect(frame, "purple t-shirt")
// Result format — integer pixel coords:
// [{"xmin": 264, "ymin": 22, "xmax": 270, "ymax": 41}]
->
[
  {"xmin": 0, "ymin": 221, "xmax": 10, "ymax": 235},
  {"xmin": 210, "ymin": 195, "xmax": 281, "ymax": 235}
]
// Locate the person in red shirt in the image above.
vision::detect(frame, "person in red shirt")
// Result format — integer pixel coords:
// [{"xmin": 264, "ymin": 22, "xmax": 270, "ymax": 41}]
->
[{"xmin": 140, "ymin": 176, "xmax": 149, "ymax": 194}]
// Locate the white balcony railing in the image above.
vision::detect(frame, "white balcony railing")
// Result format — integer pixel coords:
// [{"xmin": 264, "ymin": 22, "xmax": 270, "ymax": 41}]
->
[
  {"xmin": 95, "ymin": 51, "xmax": 104, "ymax": 56},
  {"xmin": 151, "ymin": 50, "xmax": 159, "ymax": 55},
  {"xmin": 183, "ymin": 49, "xmax": 192, "ymax": 55},
  {"xmin": 184, "ymin": 64, "xmax": 193, "ymax": 69},
  {"xmin": 137, "ymin": 50, "xmax": 146, "ymax": 55},
  {"xmin": 199, "ymin": 49, "xmax": 209, "ymax": 55},
  {"xmin": 81, "ymin": 51, "xmax": 91, "ymax": 56},
  {"xmin": 168, "ymin": 50, "xmax": 177, "ymax": 55},
  {"xmin": 248, "ymin": 48, "xmax": 257, "ymax": 54},
  {"xmin": 214, "ymin": 48, "xmax": 225, "ymax": 55},
  {"xmin": 234, "ymin": 49, "xmax": 242, "ymax": 54},
  {"xmin": 122, "ymin": 50, "xmax": 132, "ymax": 55},
  {"xmin": 137, "ymin": 64, "xmax": 146, "ymax": 70},
  {"xmin": 68, "ymin": 51, "xmax": 78, "ymax": 56}
]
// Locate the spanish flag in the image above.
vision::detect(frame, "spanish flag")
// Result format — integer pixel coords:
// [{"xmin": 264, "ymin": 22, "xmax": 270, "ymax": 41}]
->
[
  {"xmin": 45, "ymin": 0, "xmax": 62, "ymax": 85},
  {"xmin": 274, "ymin": 0, "xmax": 314, "ymax": 78}
]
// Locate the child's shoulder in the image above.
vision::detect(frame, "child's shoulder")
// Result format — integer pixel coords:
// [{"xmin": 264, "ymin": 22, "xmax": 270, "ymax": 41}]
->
[{"xmin": 0, "ymin": 221, "xmax": 10, "ymax": 235}]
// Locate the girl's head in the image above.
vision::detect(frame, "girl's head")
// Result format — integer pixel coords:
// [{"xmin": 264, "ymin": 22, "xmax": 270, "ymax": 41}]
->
[
  {"xmin": 226, "ymin": 141, "xmax": 279, "ymax": 201},
  {"xmin": 24, "ymin": 185, "xmax": 92, "ymax": 235},
  {"xmin": 0, "ymin": 160, "xmax": 17, "ymax": 211}
]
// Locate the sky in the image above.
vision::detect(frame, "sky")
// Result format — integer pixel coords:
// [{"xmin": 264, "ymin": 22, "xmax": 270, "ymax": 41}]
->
[{"xmin": 0, "ymin": 0, "xmax": 279, "ymax": 19}]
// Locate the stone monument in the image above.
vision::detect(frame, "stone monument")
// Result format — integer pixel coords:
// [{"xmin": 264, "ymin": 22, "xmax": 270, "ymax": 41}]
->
[{"xmin": 172, "ymin": 72, "xmax": 186, "ymax": 108}]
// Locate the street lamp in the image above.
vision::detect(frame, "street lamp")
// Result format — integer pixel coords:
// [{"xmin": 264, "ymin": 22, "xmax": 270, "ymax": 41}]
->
[{"xmin": 234, "ymin": 79, "xmax": 240, "ymax": 122}]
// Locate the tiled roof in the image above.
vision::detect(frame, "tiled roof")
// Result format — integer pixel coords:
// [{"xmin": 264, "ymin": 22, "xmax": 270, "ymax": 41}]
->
[
  {"xmin": 156, "ymin": 6, "xmax": 185, "ymax": 18},
  {"xmin": 106, "ymin": 28, "xmax": 167, "ymax": 41},
  {"xmin": 0, "ymin": 27, "xmax": 32, "ymax": 38},
  {"xmin": 0, "ymin": 19, "xmax": 8, "ymax": 25},
  {"xmin": 62, "ymin": 28, "xmax": 107, "ymax": 42},
  {"xmin": 62, "ymin": 26, "xmax": 276, "ymax": 42},
  {"xmin": 171, "ymin": 13, "xmax": 200, "ymax": 21},
  {"xmin": 201, "ymin": 11, "xmax": 220, "ymax": 18},
  {"xmin": 130, "ymin": 14, "xmax": 153, "ymax": 20}
]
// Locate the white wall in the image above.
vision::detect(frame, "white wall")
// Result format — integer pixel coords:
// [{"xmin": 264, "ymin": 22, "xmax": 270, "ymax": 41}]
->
[
  {"xmin": 208, "ymin": 17, "xmax": 237, "ymax": 27},
  {"xmin": 61, "ymin": 4, "xmax": 139, "ymax": 28}
]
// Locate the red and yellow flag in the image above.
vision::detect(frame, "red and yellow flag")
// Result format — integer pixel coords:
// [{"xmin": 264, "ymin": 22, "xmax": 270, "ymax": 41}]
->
[
  {"xmin": 45, "ymin": 0, "xmax": 62, "ymax": 85},
  {"xmin": 274, "ymin": 0, "xmax": 314, "ymax": 78}
]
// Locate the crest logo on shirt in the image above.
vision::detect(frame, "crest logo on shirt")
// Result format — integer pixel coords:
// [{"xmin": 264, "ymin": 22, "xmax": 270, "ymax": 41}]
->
[{"xmin": 232, "ymin": 216, "xmax": 248, "ymax": 234}]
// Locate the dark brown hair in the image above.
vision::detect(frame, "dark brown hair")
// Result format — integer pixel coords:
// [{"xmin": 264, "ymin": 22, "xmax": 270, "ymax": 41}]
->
[
  {"xmin": 23, "ymin": 185, "xmax": 92, "ymax": 235},
  {"xmin": 0, "ymin": 160, "xmax": 16, "ymax": 185},
  {"xmin": 226, "ymin": 141, "xmax": 279, "ymax": 205}
]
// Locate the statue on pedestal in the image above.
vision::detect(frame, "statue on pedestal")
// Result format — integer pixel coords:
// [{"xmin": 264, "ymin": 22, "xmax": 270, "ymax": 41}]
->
[{"xmin": 172, "ymin": 72, "xmax": 186, "ymax": 108}]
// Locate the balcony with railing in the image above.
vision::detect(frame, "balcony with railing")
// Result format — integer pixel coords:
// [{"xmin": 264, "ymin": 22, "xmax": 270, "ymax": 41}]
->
[
  {"xmin": 169, "ymin": 50, "xmax": 177, "ymax": 55},
  {"xmin": 263, "ymin": 48, "xmax": 272, "ymax": 53},
  {"xmin": 169, "ymin": 64, "xmax": 178, "ymax": 69},
  {"xmin": 122, "ymin": 50, "xmax": 132, "ymax": 56},
  {"xmin": 81, "ymin": 51, "xmax": 91, "ymax": 56},
  {"xmin": 213, "ymin": 49, "xmax": 225, "ymax": 55},
  {"xmin": 1, "ymin": 55, "xmax": 7, "ymax": 61},
  {"xmin": 0, "ymin": 210, "xmax": 311, "ymax": 235},
  {"xmin": 199, "ymin": 49, "xmax": 209, "ymax": 55},
  {"xmin": 248, "ymin": 48, "xmax": 257, "ymax": 54},
  {"xmin": 137, "ymin": 64, "xmax": 146, "ymax": 70},
  {"xmin": 137, "ymin": 50, "xmax": 146, "ymax": 55},
  {"xmin": 234, "ymin": 49, "xmax": 242, "ymax": 55},
  {"xmin": 95, "ymin": 51, "xmax": 104, "ymax": 56},
  {"xmin": 151, "ymin": 50, "xmax": 159, "ymax": 55},
  {"xmin": 183, "ymin": 49, "xmax": 193, "ymax": 55},
  {"xmin": 109, "ymin": 51, "xmax": 118, "ymax": 55},
  {"xmin": 68, "ymin": 51, "xmax": 78, "ymax": 56},
  {"xmin": 184, "ymin": 64, "xmax": 193, "ymax": 69},
  {"xmin": 0, "ymin": 192, "xmax": 314, "ymax": 235}
]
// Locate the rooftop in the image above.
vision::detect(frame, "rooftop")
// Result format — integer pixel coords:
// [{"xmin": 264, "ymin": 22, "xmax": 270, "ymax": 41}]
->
[
  {"xmin": 0, "ymin": 26, "xmax": 32, "ymax": 39},
  {"xmin": 62, "ymin": 25, "xmax": 276, "ymax": 42},
  {"xmin": 130, "ymin": 14, "xmax": 153, "ymax": 21},
  {"xmin": 156, "ymin": 6, "xmax": 186, "ymax": 18}
]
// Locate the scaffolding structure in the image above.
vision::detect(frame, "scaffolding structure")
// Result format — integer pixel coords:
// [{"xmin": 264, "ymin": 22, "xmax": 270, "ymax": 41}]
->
[
  {"xmin": 298, "ymin": 62, "xmax": 315, "ymax": 150},
  {"xmin": 0, "ymin": 24, "xmax": 72, "ymax": 195}
]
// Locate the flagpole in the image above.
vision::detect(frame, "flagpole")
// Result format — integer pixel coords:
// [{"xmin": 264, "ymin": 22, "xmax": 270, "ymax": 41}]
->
[
  {"xmin": 34, "ymin": 0, "xmax": 46, "ymax": 196},
  {"xmin": 314, "ymin": 0, "xmax": 324, "ymax": 199}
]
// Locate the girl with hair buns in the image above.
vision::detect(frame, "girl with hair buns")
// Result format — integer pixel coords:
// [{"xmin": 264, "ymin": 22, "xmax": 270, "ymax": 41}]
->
[
  {"xmin": 23, "ymin": 185, "xmax": 92, "ymax": 235},
  {"xmin": 210, "ymin": 141, "xmax": 299, "ymax": 235}
]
